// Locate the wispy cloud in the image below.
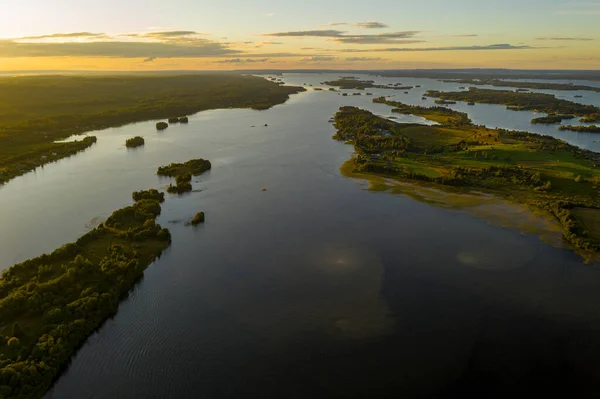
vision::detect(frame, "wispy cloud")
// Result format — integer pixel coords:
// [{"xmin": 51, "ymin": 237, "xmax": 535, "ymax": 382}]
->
[
  {"xmin": 536, "ymin": 37, "xmax": 594, "ymax": 41},
  {"xmin": 338, "ymin": 44, "xmax": 536, "ymax": 52},
  {"xmin": 354, "ymin": 22, "xmax": 389, "ymax": 29},
  {"xmin": 215, "ymin": 58, "xmax": 270, "ymax": 64},
  {"xmin": 322, "ymin": 21, "xmax": 388, "ymax": 29},
  {"xmin": 262, "ymin": 29, "xmax": 422, "ymax": 45},
  {"xmin": 264, "ymin": 29, "xmax": 346, "ymax": 37},
  {"xmin": 301, "ymin": 56, "xmax": 337, "ymax": 62},
  {"xmin": 0, "ymin": 38, "xmax": 240, "ymax": 58},
  {"xmin": 453, "ymin": 34, "xmax": 478, "ymax": 37},
  {"xmin": 18, "ymin": 32, "xmax": 106, "ymax": 41},
  {"xmin": 345, "ymin": 57, "xmax": 384, "ymax": 61}
]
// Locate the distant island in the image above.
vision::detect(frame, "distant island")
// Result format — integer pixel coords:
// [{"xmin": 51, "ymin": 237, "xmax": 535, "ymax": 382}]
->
[
  {"xmin": 0, "ymin": 196, "xmax": 171, "ymax": 399},
  {"xmin": 323, "ymin": 78, "xmax": 413, "ymax": 91},
  {"xmin": 531, "ymin": 115, "xmax": 576, "ymax": 124},
  {"xmin": 559, "ymin": 125, "xmax": 600, "ymax": 133},
  {"xmin": 440, "ymin": 78, "xmax": 600, "ymax": 93},
  {"xmin": 425, "ymin": 88, "xmax": 600, "ymax": 124},
  {"xmin": 0, "ymin": 74, "xmax": 303, "ymax": 186},
  {"xmin": 333, "ymin": 102, "xmax": 600, "ymax": 255},
  {"xmin": 125, "ymin": 136, "xmax": 145, "ymax": 148}
]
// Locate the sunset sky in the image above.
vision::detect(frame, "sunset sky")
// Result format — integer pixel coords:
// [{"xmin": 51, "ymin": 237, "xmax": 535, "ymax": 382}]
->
[{"xmin": 1, "ymin": 0, "xmax": 599, "ymax": 71}]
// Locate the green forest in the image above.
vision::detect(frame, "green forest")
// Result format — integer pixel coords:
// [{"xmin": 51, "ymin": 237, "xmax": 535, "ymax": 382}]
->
[
  {"xmin": 0, "ymin": 74, "xmax": 303, "ymax": 185},
  {"xmin": 0, "ymin": 196, "xmax": 171, "ymax": 399}
]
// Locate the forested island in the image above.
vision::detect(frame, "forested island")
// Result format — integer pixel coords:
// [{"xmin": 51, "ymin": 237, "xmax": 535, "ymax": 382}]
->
[
  {"xmin": 559, "ymin": 125, "xmax": 600, "ymax": 133},
  {"xmin": 324, "ymin": 78, "xmax": 413, "ymax": 91},
  {"xmin": 333, "ymin": 102, "xmax": 600, "ymax": 255},
  {"xmin": 0, "ymin": 75, "xmax": 303, "ymax": 186},
  {"xmin": 0, "ymin": 195, "xmax": 171, "ymax": 399},
  {"xmin": 425, "ymin": 88, "xmax": 600, "ymax": 124},
  {"xmin": 441, "ymin": 78, "xmax": 600, "ymax": 93},
  {"xmin": 158, "ymin": 159, "xmax": 211, "ymax": 194},
  {"xmin": 531, "ymin": 115, "xmax": 576, "ymax": 124},
  {"xmin": 125, "ymin": 136, "xmax": 145, "ymax": 148}
]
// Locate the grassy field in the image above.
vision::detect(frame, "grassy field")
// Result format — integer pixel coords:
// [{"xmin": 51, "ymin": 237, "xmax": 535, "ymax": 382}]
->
[
  {"xmin": 572, "ymin": 208, "xmax": 600, "ymax": 244},
  {"xmin": 333, "ymin": 103, "xmax": 600, "ymax": 255},
  {"xmin": 0, "ymin": 74, "xmax": 303, "ymax": 185}
]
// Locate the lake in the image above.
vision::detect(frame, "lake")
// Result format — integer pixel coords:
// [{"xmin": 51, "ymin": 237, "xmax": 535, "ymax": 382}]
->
[{"xmin": 1, "ymin": 73, "xmax": 600, "ymax": 397}]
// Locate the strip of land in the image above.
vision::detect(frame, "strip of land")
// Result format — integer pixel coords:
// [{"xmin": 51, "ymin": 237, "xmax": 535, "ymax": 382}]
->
[
  {"xmin": 0, "ymin": 74, "xmax": 304, "ymax": 185},
  {"xmin": 425, "ymin": 87, "xmax": 600, "ymax": 124},
  {"xmin": 0, "ymin": 195, "xmax": 171, "ymax": 399},
  {"xmin": 324, "ymin": 78, "xmax": 413, "ymax": 91},
  {"xmin": 559, "ymin": 125, "xmax": 600, "ymax": 133},
  {"xmin": 440, "ymin": 79, "xmax": 600, "ymax": 93},
  {"xmin": 333, "ymin": 100, "xmax": 600, "ymax": 255}
]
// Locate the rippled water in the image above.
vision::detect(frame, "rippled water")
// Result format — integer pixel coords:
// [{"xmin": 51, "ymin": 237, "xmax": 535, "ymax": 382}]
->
[{"xmin": 1, "ymin": 73, "xmax": 600, "ymax": 397}]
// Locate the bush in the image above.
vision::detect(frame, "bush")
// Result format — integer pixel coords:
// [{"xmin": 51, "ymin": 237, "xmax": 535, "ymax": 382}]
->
[
  {"xmin": 191, "ymin": 212, "xmax": 205, "ymax": 225},
  {"xmin": 156, "ymin": 122, "xmax": 168, "ymax": 130}
]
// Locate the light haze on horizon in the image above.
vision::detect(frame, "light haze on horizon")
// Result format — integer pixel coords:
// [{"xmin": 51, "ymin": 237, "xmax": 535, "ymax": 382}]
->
[{"xmin": 0, "ymin": 0, "xmax": 599, "ymax": 70}]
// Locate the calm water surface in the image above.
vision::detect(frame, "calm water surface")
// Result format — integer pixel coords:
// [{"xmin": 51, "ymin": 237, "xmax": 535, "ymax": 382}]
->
[{"xmin": 1, "ymin": 73, "xmax": 600, "ymax": 397}]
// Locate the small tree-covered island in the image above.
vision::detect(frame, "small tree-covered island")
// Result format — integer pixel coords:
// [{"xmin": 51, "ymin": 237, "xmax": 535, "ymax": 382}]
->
[
  {"xmin": 158, "ymin": 159, "xmax": 211, "ymax": 194},
  {"xmin": 334, "ymin": 100, "xmax": 600, "ymax": 256},
  {"xmin": 0, "ymin": 196, "xmax": 171, "ymax": 399},
  {"xmin": 125, "ymin": 136, "xmax": 145, "ymax": 148}
]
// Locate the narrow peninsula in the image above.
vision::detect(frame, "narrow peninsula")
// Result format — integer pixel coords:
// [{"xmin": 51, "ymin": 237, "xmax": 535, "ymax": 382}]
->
[{"xmin": 0, "ymin": 196, "xmax": 171, "ymax": 399}]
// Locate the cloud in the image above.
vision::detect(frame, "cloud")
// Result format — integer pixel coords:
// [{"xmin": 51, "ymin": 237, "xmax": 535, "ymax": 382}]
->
[
  {"xmin": 536, "ymin": 37, "xmax": 593, "ymax": 41},
  {"xmin": 143, "ymin": 56, "xmax": 157, "ymax": 62},
  {"xmin": 18, "ymin": 32, "xmax": 106, "ymax": 40},
  {"xmin": 301, "ymin": 56, "xmax": 337, "ymax": 62},
  {"xmin": 0, "ymin": 39, "xmax": 241, "ymax": 58},
  {"xmin": 215, "ymin": 58, "xmax": 270, "ymax": 64},
  {"xmin": 322, "ymin": 22, "xmax": 349, "ymax": 27},
  {"xmin": 336, "ymin": 38, "xmax": 423, "ymax": 45},
  {"xmin": 254, "ymin": 41, "xmax": 283, "ymax": 47},
  {"xmin": 143, "ymin": 31, "xmax": 201, "ymax": 37},
  {"xmin": 345, "ymin": 57, "xmax": 384, "ymax": 61},
  {"xmin": 338, "ymin": 43, "xmax": 536, "ymax": 52},
  {"xmin": 262, "ymin": 29, "xmax": 422, "ymax": 45},
  {"xmin": 453, "ymin": 34, "xmax": 478, "ymax": 37},
  {"xmin": 354, "ymin": 22, "xmax": 389, "ymax": 29},
  {"xmin": 263, "ymin": 29, "xmax": 346, "ymax": 37}
]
